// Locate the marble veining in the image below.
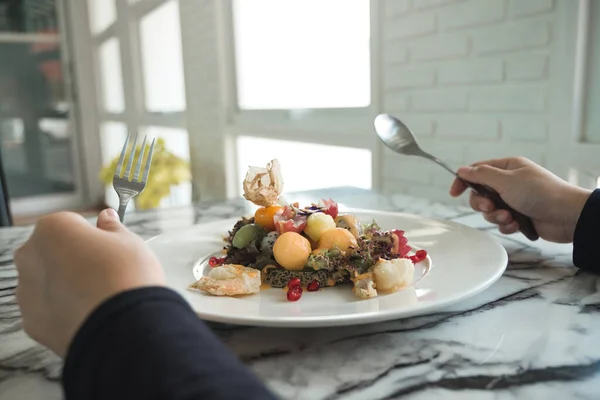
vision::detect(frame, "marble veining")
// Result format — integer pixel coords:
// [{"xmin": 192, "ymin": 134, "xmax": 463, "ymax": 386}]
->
[{"xmin": 0, "ymin": 188, "xmax": 598, "ymax": 399}]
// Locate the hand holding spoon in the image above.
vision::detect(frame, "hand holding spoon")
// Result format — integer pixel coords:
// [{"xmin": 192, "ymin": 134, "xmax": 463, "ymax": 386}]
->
[{"xmin": 373, "ymin": 113, "xmax": 539, "ymax": 241}]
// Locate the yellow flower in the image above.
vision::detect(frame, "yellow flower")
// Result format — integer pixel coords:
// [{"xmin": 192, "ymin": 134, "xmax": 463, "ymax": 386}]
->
[{"xmin": 99, "ymin": 138, "xmax": 191, "ymax": 210}]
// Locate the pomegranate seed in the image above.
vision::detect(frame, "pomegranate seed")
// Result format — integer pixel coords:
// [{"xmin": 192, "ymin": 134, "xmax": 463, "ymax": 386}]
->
[
  {"xmin": 415, "ymin": 249, "xmax": 427, "ymax": 261},
  {"xmin": 208, "ymin": 256, "xmax": 225, "ymax": 267},
  {"xmin": 287, "ymin": 286, "xmax": 302, "ymax": 301},
  {"xmin": 307, "ymin": 280, "xmax": 320, "ymax": 292},
  {"xmin": 409, "ymin": 255, "xmax": 419, "ymax": 263},
  {"xmin": 287, "ymin": 278, "xmax": 301, "ymax": 288}
]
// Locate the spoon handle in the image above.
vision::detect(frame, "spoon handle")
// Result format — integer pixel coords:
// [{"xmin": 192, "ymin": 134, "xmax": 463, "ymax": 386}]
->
[
  {"xmin": 417, "ymin": 151, "xmax": 539, "ymax": 240},
  {"xmin": 465, "ymin": 181, "xmax": 539, "ymax": 241}
]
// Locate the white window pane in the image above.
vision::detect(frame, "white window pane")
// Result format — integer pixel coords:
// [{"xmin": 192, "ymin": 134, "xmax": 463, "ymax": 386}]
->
[
  {"xmin": 139, "ymin": 0, "xmax": 186, "ymax": 112},
  {"xmin": 88, "ymin": 0, "xmax": 116, "ymax": 35},
  {"xmin": 142, "ymin": 126, "xmax": 190, "ymax": 160},
  {"xmin": 236, "ymin": 136, "xmax": 372, "ymax": 194},
  {"xmin": 100, "ymin": 121, "xmax": 128, "ymax": 165},
  {"xmin": 98, "ymin": 38, "xmax": 125, "ymax": 113},
  {"xmin": 233, "ymin": 0, "xmax": 371, "ymax": 110},
  {"xmin": 141, "ymin": 126, "xmax": 192, "ymax": 207}
]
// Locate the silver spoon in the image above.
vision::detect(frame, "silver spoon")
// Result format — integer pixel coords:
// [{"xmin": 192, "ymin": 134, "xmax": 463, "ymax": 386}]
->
[{"xmin": 374, "ymin": 113, "xmax": 539, "ymax": 241}]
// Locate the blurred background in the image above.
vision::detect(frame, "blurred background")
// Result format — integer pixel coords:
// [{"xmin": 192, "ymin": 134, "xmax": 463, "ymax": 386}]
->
[{"xmin": 0, "ymin": 0, "xmax": 598, "ymax": 224}]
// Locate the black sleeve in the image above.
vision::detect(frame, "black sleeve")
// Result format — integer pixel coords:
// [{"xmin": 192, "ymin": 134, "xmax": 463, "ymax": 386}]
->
[
  {"xmin": 573, "ymin": 189, "xmax": 600, "ymax": 271},
  {"xmin": 62, "ymin": 287, "xmax": 279, "ymax": 400}
]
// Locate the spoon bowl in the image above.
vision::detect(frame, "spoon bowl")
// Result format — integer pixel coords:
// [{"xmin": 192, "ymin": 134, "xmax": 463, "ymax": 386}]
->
[{"xmin": 373, "ymin": 114, "xmax": 418, "ymax": 153}]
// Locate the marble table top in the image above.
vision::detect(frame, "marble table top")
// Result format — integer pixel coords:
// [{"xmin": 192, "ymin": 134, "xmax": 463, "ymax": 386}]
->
[{"xmin": 0, "ymin": 187, "xmax": 597, "ymax": 399}]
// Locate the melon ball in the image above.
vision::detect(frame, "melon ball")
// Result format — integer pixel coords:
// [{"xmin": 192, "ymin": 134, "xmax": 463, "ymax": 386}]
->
[
  {"xmin": 304, "ymin": 212, "xmax": 336, "ymax": 242},
  {"xmin": 273, "ymin": 232, "xmax": 312, "ymax": 270},
  {"xmin": 315, "ymin": 228, "xmax": 358, "ymax": 255}
]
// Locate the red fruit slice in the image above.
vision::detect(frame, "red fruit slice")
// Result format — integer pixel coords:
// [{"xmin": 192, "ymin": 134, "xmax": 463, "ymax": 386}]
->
[{"xmin": 320, "ymin": 198, "xmax": 338, "ymax": 219}]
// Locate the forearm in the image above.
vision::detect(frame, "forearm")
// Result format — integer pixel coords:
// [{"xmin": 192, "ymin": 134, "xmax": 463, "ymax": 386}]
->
[
  {"xmin": 62, "ymin": 287, "xmax": 277, "ymax": 400},
  {"xmin": 573, "ymin": 189, "xmax": 600, "ymax": 271}
]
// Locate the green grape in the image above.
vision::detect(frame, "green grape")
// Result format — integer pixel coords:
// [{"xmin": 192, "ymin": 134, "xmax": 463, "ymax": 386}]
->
[{"xmin": 232, "ymin": 224, "xmax": 266, "ymax": 249}]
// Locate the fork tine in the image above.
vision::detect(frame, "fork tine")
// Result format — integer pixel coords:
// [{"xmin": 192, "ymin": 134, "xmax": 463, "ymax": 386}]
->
[
  {"xmin": 123, "ymin": 131, "xmax": 139, "ymax": 180},
  {"xmin": 133, "ymin": 135, "xmax": 148, "ymax": 182},
  {"xmin": 141, "ymin": 137, "xmax": 156, "ymax": 183},
  {"xmin": 115, "ymin": 131, "xmax": 132, "ymax": 178}
]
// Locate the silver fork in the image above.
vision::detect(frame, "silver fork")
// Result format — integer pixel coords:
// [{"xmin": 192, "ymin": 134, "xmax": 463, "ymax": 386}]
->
[{"xmin": 112, "ymin": 132, "xmax": 156, "ymax": 222}]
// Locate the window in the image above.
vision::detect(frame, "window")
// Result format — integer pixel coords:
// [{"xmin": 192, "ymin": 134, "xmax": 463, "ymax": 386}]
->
[
  {"xmin": 85, "ymin": 0, "xmax": 376, "ymax": 205},
  {"xmin": 236, "ymin": 136, "xmax": 372, "ymax": 194},
  {"xmin": 100, "ymin": 121, "xmax": 128, "ymax": 165},
  {"xmin": 226, "ymin": 0, "xmax": 376, "ymax": 200},
  {"xmin": 88, "ymin": 0, "xmax": 116, "ymax": 35},
  {"xmin": 141, "ymin": 126, "xmax": 190, "ymax": 161},
  {"xmin": 139, "ymin": 0, "xmax": 186, "ymax": 113},
  {"xmin": 0, "ymin": 40, "xmax": 76, "ymax": 198},
  {"xmin": 232, "ymin": 0, "xmax": 371, "ymax": 110},
  {"xmin": 97, "ymin": 38, "xmax": 125, "ymax": 113},
  {"xmin": 1, "ymin": 1, "xmax": 59, "ymax": 33},
  {"xmin": 140, "ymin": 126, "xmax": 192, "ymax": 206}
]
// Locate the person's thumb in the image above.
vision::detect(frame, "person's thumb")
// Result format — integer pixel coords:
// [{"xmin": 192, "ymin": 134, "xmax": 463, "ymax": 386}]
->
[
  {"xmin": 457, "ymin": 164, "xmax": 511, "ymax": 191},
  {"xmin": 96, "ymin": 208, "xmax": 126, "ymax": 232}
]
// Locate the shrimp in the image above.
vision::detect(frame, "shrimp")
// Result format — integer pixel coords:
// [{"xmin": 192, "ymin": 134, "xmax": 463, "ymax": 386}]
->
[
  {"xmin": 371, "ymin": 258, "xmax": 414, "ymax": 293},
  {"xmin": 352, "ymin": 272, "xmax": 378, "ymax": 299},
  {"xmin": 189, "ymin": 264, "xmax": 261, "ymax": 296}
]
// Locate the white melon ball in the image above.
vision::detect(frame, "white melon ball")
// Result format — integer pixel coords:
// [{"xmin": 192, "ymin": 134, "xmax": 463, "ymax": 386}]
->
[{"xmin": 304, "ymin": 212, "xmax": 336, "ymax": 242}]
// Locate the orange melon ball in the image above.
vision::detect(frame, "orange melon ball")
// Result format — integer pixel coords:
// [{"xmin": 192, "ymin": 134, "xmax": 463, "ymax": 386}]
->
[
  {"xmin": 315, "ymin": 228, "xmax": 358, "ymax": 255},
  {"xmin": 273, "ymin": 232, "xmax": 312, "ymax": 270},
  {"xmin": 254, "ymin": 205, "xmax": 282, "ymax": 231}
]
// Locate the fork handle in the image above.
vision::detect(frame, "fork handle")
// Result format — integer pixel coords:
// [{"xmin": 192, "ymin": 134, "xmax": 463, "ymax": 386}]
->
[{"xmin": 117, "ymin": 199, "xmax": 130, "ymax": 223}]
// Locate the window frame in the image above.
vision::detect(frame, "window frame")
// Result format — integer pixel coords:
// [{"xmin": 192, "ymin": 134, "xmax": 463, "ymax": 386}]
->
[
  {"xmin": 74, "ymin": 0, "xmax": 190, "ymax": 209},
  {"xmin": 555, "ymin": 0, "xmax": 600, "ymax": 189},
  {"xmin": 219, "ymin": 0, "xmax": 382, "ymax": 194},
  {"xmin": 74, "ymin": 0, "xmax": 383, "ymax": 204}
]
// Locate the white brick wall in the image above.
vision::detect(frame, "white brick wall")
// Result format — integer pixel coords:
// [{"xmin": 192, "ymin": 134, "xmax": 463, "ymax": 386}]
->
[{"xmin": 381, "ymin": 0, "xmax": 556, "ymax": 204}]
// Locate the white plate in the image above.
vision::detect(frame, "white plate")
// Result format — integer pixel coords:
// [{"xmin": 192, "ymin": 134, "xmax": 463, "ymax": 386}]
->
[{"xmin": 147, "ymin": 209, "xmax": 507, "ymax": 327}]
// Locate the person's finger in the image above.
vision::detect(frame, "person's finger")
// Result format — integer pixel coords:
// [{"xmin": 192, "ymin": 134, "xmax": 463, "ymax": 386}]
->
[
  {"xmin": 470, "ymin": 156, "xmax": 531, "ymax": 171},
  {"xmin": 469, "ymin": 191, "xmax": 495, "ymax": 213},
  {"xmin": 483, "ymin": 210, "xmax": 513, "ymax": 225},
  {"xmin": 498, "ymin": 221, "xmax": 519, "ymax": 235},
  {"xmin": 469, "ymin": 158, "xmax": 512, "ymax": 170},
  {"xmin": 451, "ymin": 158, "xmax": 512, "ymax": 197},
  {"xmin": 96, "ymin": 209, "xmax": 126, "ymax": 233},
  {"xmin": 449, "ymin": 177, "xmax": 468, "ymax": 197},
  {"xmin": 456, "ymin": 164, "xmax": 512, "ymax": 192}
]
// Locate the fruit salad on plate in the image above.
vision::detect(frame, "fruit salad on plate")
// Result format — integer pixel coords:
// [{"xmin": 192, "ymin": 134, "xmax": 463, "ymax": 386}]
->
[{"xmin": 188, "ymin": 159, "xmax": 428, "ymax": 301}]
